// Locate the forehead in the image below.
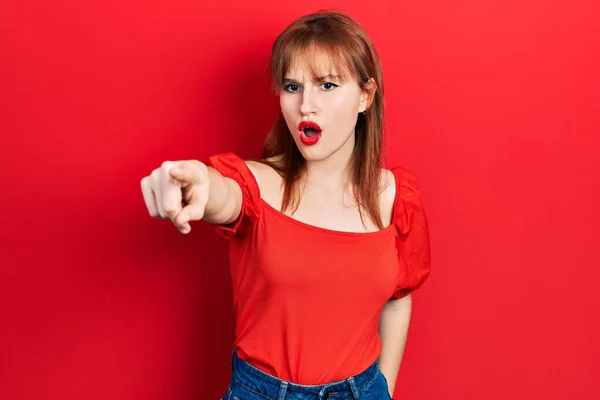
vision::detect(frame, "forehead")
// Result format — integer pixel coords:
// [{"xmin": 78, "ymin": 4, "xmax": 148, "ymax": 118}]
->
[{"xmin": 285, "ymin": 47, "xmax": 352, "ymax": 81}]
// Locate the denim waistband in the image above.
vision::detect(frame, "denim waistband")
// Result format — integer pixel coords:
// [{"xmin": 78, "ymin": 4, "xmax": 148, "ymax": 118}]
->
[{"xmin": 229, "ymin": 348, "xmax": 380, "ymax": 400}]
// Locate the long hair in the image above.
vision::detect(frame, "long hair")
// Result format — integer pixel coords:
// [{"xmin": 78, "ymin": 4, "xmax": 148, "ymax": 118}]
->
[{"xmin": 262, "ymin": 10, "xmax": 387, "ymax": 229}]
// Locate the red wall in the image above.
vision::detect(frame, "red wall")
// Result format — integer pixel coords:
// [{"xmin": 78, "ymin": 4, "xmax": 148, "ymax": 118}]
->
[{"xmin": 1, "ymin": 1, "xmax": 598, "ymax": 399}]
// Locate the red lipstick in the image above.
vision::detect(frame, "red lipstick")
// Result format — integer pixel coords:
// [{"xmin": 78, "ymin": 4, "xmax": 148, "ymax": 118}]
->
[{"xmin": 298, "ymin": 121, "xmax": 322, "ymax": 146}]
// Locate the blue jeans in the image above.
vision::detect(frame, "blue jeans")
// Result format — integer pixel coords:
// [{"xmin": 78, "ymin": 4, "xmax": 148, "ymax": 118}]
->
[{"xmin": 221, "ymin": 349, "xmax": 392, "ymax": 400}]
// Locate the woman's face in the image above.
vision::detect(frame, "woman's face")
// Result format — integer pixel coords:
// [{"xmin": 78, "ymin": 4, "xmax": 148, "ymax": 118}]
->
[{"xmin": 279, "ymin": 50, "xmax": 370, "ymax": 162}]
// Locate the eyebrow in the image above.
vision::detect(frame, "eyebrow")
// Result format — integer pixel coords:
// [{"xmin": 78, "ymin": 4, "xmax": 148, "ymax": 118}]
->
[{"xmin": 283, "ymin": 74, "xmax": 342, "ymax": 83}]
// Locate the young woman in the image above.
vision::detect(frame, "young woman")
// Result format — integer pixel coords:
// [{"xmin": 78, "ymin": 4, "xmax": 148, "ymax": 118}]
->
[{"xmin": 141, "ymin": 10, "xmax": 431, "ymax": 400}]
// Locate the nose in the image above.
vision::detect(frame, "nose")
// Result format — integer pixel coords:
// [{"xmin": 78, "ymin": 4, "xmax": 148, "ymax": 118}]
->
[{"xmin": 300, "ymin": 86, "xmax": 316, "ymax": 115}]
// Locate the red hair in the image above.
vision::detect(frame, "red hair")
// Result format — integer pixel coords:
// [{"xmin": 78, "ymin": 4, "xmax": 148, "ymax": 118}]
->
[{"xmin": 262, "ymin": 10, "xmax": 387, "ymax": 229}]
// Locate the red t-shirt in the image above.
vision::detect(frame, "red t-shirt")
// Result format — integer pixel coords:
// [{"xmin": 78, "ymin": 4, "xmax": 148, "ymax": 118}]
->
[{"xmin": 208, "ymin": 153, "xmax": 431, "ymax": 385}]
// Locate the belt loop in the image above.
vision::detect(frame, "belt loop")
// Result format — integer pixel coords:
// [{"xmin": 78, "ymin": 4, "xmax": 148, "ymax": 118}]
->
[
  {"xmin": 347, "ymin": 376, "xmax": 360, "ymax": 400},
  {"xmin": 277, "ymin": 381, "xmax": 288, "ymax": 400}
]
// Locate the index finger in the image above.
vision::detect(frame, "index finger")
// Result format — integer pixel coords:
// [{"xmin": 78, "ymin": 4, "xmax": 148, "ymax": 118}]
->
[{"xmin": 169, "ymin": 161, "xmax": 204, "ymax": 186}]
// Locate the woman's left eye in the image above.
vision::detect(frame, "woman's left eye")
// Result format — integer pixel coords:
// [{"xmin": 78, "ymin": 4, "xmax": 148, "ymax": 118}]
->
[{"xmin": 321, "ymin": 82, "xmax": 338, "ymax": 90}]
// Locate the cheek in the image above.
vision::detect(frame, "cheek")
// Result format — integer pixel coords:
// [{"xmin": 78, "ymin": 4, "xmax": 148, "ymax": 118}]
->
[
  {"xmin": 324, "ymin": 94, "xmax": 360, "ymax": 141},
  {"xmin": 327, "ymin": 95, "xmax": 360, "ymax": 129},
  {"xmin": 280, "ymin": 96, "xmax": 299, "ymax": 132},
  {"xmin": 328, "ymin": 91, "xmax": 360, "ymax": 115},
  {"xmin": 280, "ymin": 95, "xmax": 298, "ymax": 119}
]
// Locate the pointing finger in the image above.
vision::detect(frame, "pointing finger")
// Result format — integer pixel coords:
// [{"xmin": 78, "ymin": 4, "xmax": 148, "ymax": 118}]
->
[
  {"xmin": 156, "ymin": 169, "xmax": 183, "ymax": 219},
  {"xmin": 169, "ymin": 161, "xmax": 204, "ymax": 186},
  {"xmin": 140, "ymin": 177, "xmax": 159, "ymax": 217}
]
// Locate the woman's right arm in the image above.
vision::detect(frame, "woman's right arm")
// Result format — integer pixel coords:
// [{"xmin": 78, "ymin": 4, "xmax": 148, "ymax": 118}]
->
[{"xmin": 140, "ymin": 160, "xmax": 243, "ymax": 234}]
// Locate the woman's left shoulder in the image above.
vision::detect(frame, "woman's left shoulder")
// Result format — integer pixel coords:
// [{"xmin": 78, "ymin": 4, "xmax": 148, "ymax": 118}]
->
[
  {"xmin": 379, "ymin": 168, "xmax": 397, "ymax": 227},
  {"xmin": 383, "ymin": 166, "xmax": 422, "ymax": 194},
  {"xmin": 380, "ymin": 168, "xmax": 397, "ymax": 199},
  {"xmin": 379, "ymin": 167, "xmax": 423, "ymax": 224}
]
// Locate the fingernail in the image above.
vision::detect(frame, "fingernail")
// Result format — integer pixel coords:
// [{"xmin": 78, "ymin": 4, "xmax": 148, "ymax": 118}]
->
[{"xmin": 181, "ymin": 227, "xmax": 190, "ymax": 234}]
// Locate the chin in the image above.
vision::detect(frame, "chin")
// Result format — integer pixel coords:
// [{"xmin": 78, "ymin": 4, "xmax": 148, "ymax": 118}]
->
[
  {"xmin": 294, "ymin": 142, "xmax": 337, "ymax": 162},
  {"xmin": 298, "ymin": 148, "xmax": 332, "ymax": 162},
  {"xmin": 294, "ymin": 134, "xmax": 355, "ymax": 162}
]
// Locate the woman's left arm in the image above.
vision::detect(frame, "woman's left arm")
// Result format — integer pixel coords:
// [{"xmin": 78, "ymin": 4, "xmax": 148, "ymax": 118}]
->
[{"xmin": 378, "ymin": 294, "xmax": 412, "ymax": 397}]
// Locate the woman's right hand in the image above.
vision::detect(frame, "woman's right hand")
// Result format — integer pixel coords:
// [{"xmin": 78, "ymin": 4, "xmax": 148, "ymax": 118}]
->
[{"xmin": 140, "ymin": 160, "xmax": 210, "ymax": 234}]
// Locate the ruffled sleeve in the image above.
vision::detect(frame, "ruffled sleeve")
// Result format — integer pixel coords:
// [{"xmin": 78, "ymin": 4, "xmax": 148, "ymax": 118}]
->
[
  {"xmin": 390, "ymin": 167, "xmax": 432, "ymax": 300},
  {"xmin": 206, "ymin": 153, "xmax": 261, "ymax": 239}
]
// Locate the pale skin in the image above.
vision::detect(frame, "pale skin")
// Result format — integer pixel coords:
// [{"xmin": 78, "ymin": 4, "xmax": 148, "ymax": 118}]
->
[{"xmin": 140, "ymin": 52, "xmax": 411, "ymax": 397}]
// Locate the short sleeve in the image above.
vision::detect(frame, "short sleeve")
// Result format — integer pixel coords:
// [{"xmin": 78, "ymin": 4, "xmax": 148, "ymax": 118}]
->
[
  {"xmin": 389, "ymin": 167, "xmax": 432, "ymax": 300},
  {"xmin": 207, "ymin": 153, "xmax": 261, "ymax": 239}
]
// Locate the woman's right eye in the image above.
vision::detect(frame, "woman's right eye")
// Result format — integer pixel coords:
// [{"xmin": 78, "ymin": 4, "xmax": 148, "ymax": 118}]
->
[{"xmin": 283, "ymin": 84, "xmax": 300, "ymax": 92}]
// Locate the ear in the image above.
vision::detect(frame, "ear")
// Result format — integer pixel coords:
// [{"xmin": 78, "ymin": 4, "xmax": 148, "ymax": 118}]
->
[{"xmin": 358, "ymin": 78, "xmax": 377, "ymax": 113}]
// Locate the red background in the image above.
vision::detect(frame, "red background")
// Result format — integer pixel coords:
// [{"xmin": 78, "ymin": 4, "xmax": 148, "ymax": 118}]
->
[{"xmin": 1, "ymin": 1, "xmax": 599, "ymax": 399}]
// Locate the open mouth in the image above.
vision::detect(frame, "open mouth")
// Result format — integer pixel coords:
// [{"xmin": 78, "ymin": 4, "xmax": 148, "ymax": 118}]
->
[
  {"xmin": 302, "ymin": 127, "xmax": 321, "ymax": 137},
  {"xmin": 298, "ymin": 121, "xmax": 322, "ymax": 145}
]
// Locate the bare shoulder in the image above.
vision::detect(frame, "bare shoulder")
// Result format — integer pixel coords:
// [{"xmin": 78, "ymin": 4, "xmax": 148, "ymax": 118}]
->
[
  {"xmin": 244, "ymin": 155, "xmax": 284, "ymax": 201},
  {"xmin": 245, "ymin": 155, "xmax": 283, "ymax": 184},
  {"xmin": 380, "ymin": 168, "xmax": 397, "ymax": 226}
]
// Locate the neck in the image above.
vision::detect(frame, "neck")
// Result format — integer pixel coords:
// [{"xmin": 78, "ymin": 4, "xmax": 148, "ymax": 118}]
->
[{"xmin": 304, "ymin": 138, "xmax": 354, "ymax": 190}]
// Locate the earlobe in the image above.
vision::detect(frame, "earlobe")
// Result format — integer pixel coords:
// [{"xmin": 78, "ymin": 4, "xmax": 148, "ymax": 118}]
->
[
  {"xmin": 361, "ymin": 78, "xmax": 377, "ymax": 112},
  {"xmin": 358, "ymin": 99, "xmax": 367, "ymax": 114},
  {"xmin": 359, "ymin": 102, "xmax": 367, "ymax": 114}
]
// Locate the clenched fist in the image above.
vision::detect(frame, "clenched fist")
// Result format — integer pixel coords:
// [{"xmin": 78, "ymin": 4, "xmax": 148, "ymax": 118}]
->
[{"xmin": 140, "ymin": 160, "xmax": 210, "ymax": 234}]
